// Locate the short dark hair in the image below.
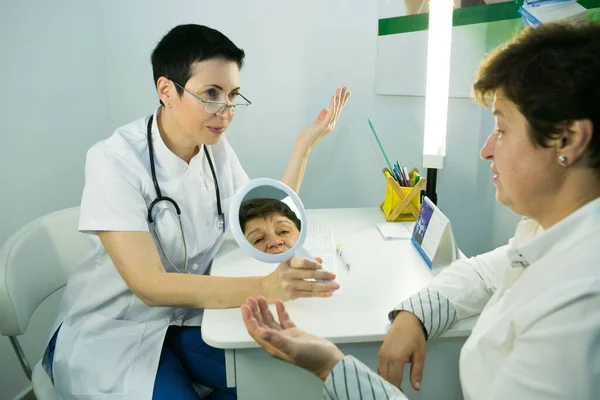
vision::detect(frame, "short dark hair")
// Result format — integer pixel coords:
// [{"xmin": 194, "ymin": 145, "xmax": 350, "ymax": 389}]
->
[
  {"xmin": 239, "ymin": 198, "xmax": 301, "ymax": 234},
  {"xmin": 473, "ymin": 21, "xmax": 600, "ymax": 170},
  {"xmin": 151, "ymin": 24, "xmax": 245, "ymax": 103}
]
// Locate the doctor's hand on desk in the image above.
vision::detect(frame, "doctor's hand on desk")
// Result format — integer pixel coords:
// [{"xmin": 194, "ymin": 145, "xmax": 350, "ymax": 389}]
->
[
  {"xmin": 378, "ymin": 311, "xmax": 427, "ymax": 391},
  {"xmin": 242, "ymin": 296, "xmax": 344, "ymax": 381},
  {"xmin": 296, "ymin": 86, "xmax": 351, "ymax": 152},
  {"xmin": 263, "ymin": 256, "xmax": 339, "ymax": 301}
]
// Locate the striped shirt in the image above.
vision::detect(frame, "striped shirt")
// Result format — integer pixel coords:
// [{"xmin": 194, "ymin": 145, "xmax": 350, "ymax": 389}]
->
[{"xmin": 324, "ymin": 356, "xmax": 406, "ymax": 400}]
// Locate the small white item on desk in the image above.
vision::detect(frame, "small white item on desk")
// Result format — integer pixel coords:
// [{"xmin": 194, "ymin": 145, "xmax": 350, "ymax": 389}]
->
[
  {"xmin": 376, "ymin": 222, "xmax": 414, "ymax": 240},
  {"xmin": 336, "ymin": 244, "xmax": 351, "ymax": 270}
]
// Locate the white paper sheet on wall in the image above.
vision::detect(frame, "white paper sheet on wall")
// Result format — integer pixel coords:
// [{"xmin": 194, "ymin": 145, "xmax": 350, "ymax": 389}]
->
[{"xmin": 376, "ymin": 0, "xmax": 525, "ymax": 98}]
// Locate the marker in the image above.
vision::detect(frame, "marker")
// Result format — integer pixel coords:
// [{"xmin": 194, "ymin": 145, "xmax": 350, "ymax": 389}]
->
[
  {"xmin": 393, "ymin": 162, "xmax": 403, "ymax": 185},
  {"xmin": 395, "ymin": 161, "xmax": 408, "ymax": 187},
  {"xmin": 336, "ymin": 244, "xmax": 351, "ymax": 271}
]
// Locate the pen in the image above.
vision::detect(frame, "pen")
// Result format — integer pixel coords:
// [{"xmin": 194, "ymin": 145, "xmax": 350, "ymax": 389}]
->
[
  {"xmin": 392, "ymin": 167, "xmax": 404, "ymax": 186},
  {"xmin": 336, "ymin": 244, "xmax": 351, "ymax": 270},
  {"xmin": 393, "ymin": 162, "xmax": 403, "ymax": 185},
  {"xmin": 402, "ymin": 166, "xmax": 411, "ymax": 187},
  {"xmin": 397, "ymin": 161, "xmax": 410, "ymax": 187}
]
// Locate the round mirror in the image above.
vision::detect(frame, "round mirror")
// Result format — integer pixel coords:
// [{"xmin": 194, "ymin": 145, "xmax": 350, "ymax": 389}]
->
[{"xmin": 229, "ymin": 178, "xmax": 313, "ymax": 264}]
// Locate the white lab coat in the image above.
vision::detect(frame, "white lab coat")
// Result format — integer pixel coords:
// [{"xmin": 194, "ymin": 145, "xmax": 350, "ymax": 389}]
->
[{"xmin": 44, "ymin": 108, "xmax": 249, "ymax": 399}]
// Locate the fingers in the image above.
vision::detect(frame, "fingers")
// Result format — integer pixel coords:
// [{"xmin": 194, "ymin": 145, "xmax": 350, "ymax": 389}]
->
[
  {"xmin": 377, "ymin": 359, "xmax": 394, "ymax": 388},
  {"xmin": 339, "ymin": 87, "xmax": 350, "ymax": 118},
  {"xmin": 242, "ymin": 300, "xmax": 295, "ymax": 364},
  {"xmin": 279, "ymin": 256, "xmax": 340, "ymax": 297},
  {"xmin": 386, "ymin": 358, "xmax": 406, "ymax": 388},
  {"xmin": 288, "ymin": 256, "xmax": 322, "ymax": 270},
  {"xmin": 252, "ymin": 326, "xmax": 292, "ymax": 362},
  {"xmin": 328, "ymin": 91, "xmax": 338, "ymax": 124},
  {"xmin": 311, "ymin": 86, "xmax": 350, "ymax": 131},
  {"xmin": 257, "ymin": 296, "xmax": 282, "ymax": 331},
  {"xmin": 312, "ymin": 108, "xmax": 329, "ymax": 126},
  {"xmin": 311, "ymin": 269, "xmax": 337, "ymax": 281},
  {"xmin": 275, "ymin": 300, "xmax": 297, "ymax": 329},
  {"xmin": 283, "ymin": 267, "xmax": 338, "ymax": 290},
  {"xmin": 241, "ymin": 304, "xmax": 261, "ymax": 335},
  {"xmin": 259, "ymin": 328, "xmax": 296, "ymax": 362},
  {"xmin": 378, "ymin": 343, "xmax": 408, "ymax": 389},
  {"xmin": 378, "ymin": 355, "xmax": 405, "ymax": 389},
  {"xmin": 242, "ymin": 303, "xmax": 280, "ymax": 357},
  {"xmin": 341, "ymin": 86, "xmax": 351, "ymax": 104},
  {"xmin": 290, "ymin": 268, "xmax": 336, "ymax": 281},
  {"xmin": 330, "ymin": 88, "xmax": 342, "ymax": 125},
  {"xmin": 292, "ymin": 279, "xmax": 339, "ymax": 293},
  {"xmin": 246, "ymin": 296, "xmax": 266, "ymax": 327},
  {"xmin": 409, "ymin": 344, "xmax": 425, "ymax": 391},
  {"xmin": 291, "ymin": 289, "xmax": 334, "ymax": 299},
  {"xmin": 330, "ymin": 86, "xmax": 350, "ymax": 127}
]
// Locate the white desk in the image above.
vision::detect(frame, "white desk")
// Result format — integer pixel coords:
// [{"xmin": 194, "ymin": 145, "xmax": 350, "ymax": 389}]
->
[{"xmin": 203, "ymin": 208, "xmax": 477, "ymax": 400}]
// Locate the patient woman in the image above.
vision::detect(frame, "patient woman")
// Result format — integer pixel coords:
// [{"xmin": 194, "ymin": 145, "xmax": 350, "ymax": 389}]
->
[
  {"xmin": 240, "ymin": 198, "xmax": 301, "ymax": 254},
  {"xmin": 241, "ymin": 21, "xmax": 600, "ymax": 399}
]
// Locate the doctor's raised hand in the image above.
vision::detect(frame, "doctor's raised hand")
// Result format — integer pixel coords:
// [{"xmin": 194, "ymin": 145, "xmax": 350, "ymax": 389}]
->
[
  {"xmin": 282, "ymin": 86, "xmax": 351, "ymax": 193},
  {"xmin": 298, "ymin": 86, "xmax": 350, "ymax": 151}
]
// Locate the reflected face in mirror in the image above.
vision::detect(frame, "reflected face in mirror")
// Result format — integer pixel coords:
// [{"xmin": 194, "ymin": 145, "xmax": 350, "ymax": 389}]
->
[{"xmin": 239, "ymin": 198, "xmax": 301, "ymax": 254}]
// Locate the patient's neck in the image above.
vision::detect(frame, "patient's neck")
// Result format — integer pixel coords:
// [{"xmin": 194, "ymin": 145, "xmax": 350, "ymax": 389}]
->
[{"xmin": 532, "ymin": 171, "xmax": 600, "ymax": 230}]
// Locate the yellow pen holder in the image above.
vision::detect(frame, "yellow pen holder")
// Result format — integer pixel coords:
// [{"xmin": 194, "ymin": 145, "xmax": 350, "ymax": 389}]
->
[{"xmin": 380, "ymin": 168, "xmax": 427, "ymax": 222}]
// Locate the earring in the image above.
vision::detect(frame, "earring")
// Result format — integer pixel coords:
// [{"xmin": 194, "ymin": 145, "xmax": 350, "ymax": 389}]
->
[{"xmin": 558, "ymin": 155, "xmax": 567, "ymax": 167}]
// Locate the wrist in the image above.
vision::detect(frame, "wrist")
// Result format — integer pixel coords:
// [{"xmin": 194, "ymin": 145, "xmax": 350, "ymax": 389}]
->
[
  {"xmin": 316, "ymin": 349, "xmax": 345, "ymax": 381},
  {"xmin": 260, "ymin": 275, "xmax": 275, "ymax": 303},
  {"xmin": 395, "ymin": 311, "xmax": 428, "ymax": 340},
  {"xmin": 294, "ymin": 136, "xmax": 313, "ymax": 155}
]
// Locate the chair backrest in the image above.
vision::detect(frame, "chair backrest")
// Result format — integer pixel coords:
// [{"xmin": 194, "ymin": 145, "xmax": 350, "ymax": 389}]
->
[{"xmin": 0, "ymin": 207, "xmax": 90, "ymax": 336}]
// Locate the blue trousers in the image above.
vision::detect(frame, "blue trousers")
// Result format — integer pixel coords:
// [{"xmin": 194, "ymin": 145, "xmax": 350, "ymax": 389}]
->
[
  {"xmin": 153, "ymin": 326, "xmax": 237, "ymax": 400},
  {"xmin": 47, "ymin": 325, "xmax": 236, "ymax": 399}
]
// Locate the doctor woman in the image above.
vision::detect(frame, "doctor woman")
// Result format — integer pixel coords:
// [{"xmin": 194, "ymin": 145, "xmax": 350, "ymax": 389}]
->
[{"xmin": 42, "ymin": 24, "xmax": 349, "ymax": 400}]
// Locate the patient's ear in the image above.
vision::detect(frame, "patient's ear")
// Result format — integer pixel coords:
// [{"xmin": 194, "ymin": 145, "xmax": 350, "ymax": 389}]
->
[{"xmin": 556, "ymin": 119, "xmax": 593, "ymax": 167}]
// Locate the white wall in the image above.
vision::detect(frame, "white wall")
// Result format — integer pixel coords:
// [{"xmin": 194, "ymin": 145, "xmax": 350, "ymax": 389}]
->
[
  {"xmin": 0, "ymin": 2, "xmax": 108, "ymax": 399},
  {"xmin": 0, "ymin": 1, "xmax": 519, "ymax": 398}
]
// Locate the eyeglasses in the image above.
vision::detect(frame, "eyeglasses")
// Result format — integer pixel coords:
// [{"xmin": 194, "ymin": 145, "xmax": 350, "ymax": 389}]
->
[{"xmin": 172, "ymin": 81, "xmax": 252, "ymax": 115}]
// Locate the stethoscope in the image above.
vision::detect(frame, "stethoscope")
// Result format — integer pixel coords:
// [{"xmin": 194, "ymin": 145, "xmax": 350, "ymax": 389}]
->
[{"xmin": 146, "ymin": 115, "xmax": 225, "ymax": 274}]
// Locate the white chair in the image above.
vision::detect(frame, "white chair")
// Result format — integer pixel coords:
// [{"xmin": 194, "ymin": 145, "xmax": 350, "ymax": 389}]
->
[
  {"xmin": 0, "ymin": 207, "xmax": 214, "ymax": 399},
  {"xmin": 0, "ymin": 207, "xmax": 87, "ymax": 400}
]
